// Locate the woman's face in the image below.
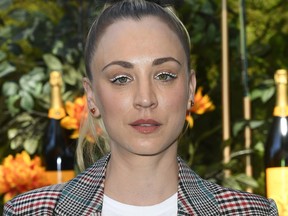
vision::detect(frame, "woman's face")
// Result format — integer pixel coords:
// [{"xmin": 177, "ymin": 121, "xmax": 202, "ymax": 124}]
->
[{"xmin": 85, "ymin": 16, "xmax": 195, "ymax": 157}]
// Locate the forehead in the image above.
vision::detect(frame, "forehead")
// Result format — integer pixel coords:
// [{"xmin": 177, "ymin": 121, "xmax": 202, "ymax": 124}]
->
[{"xmin": 92, "ymin": 16, "xmax": 185, "ymax": 65}]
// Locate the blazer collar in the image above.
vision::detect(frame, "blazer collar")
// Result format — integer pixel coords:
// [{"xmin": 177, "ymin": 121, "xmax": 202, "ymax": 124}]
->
[
  {"xmin": 54, "ymin": 154, "xmax": 219, "ymax": 215},
  {"xmin": 54, "ymin": 154, "xmax": 109, "ymax": 215},
  {"xmin": 177, "ymin": 157, "xmax": 219, "ymax": 215}
]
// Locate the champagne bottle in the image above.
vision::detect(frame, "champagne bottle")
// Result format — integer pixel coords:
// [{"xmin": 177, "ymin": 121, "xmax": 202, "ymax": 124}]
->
[
  {"xmin": 44, "ymin": 71, "xmax": 75, "ymax": 184},
  {"xmin": 265, "ymin": 69, "xmax": 288, "ymax": 215}
]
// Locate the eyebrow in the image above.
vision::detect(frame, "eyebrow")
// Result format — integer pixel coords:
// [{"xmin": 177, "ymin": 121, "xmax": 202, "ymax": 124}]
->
[
  {"xmin": 152, "ymin": 57, "xmax": 181, "ymax": 66},
  {"xmin": 101, "ymin": 57, "xmax": 181, "ymax": 72},
  {"xmin": 102, "ymin": 61, "xmax": 133, "ymax": 71}
]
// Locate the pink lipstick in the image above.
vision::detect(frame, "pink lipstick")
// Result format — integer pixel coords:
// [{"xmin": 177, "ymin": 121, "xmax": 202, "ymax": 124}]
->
[{"xmin": 129, "ymin": 119, "xmax": 161, "ymax": 134}]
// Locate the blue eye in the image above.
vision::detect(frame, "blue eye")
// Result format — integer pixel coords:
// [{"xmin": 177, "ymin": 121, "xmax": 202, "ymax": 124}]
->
[
  {"xmin": 155, "ymin": 72, "xmax": 177, "ymax": 81},
  {"xmin": 110, "ymin": 75, "xmax": 132, "ymax": 85}
]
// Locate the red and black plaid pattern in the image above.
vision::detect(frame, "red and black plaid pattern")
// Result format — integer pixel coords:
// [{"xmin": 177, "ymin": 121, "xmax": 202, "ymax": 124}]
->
[
  {"xmin": 4, "ymin": 154, "xmax": 278, "ymax": 215},
  {"xmin": 3, "ymin": 184, "xmax": 64, "ymax": 215},
  {"xmin": 4, "ymin": 156, "xmax": 108, "ymax": 216},
  {"xmin": 177, "ymin": 157, "xmax": 278, "ymax": 215}
]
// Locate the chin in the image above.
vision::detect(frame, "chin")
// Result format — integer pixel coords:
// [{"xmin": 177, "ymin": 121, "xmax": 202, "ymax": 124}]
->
[{"xmin": 129, "ymin": 142, "xmax": 177, "ymax": 157}]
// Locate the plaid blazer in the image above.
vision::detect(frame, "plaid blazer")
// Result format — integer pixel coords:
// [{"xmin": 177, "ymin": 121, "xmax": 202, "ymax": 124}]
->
[{"xmin": 4, "ymin": 154, "xmax": 278, "ymax": 216}]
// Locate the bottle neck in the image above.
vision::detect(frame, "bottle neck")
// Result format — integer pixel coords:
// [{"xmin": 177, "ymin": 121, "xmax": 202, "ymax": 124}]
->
[
  {"xmin": 273, "ymin": 82, "xmax": 288, "ymax": 117},
  {"xmin": 48, "ymin": 84, "xmax": 66, "ymax": 120}
]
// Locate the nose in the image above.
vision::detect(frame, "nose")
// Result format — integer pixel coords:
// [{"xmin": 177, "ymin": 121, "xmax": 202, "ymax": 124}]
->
[{"xmin": 133, "ymin": 79, "xmax": 158, "ymax": 110}]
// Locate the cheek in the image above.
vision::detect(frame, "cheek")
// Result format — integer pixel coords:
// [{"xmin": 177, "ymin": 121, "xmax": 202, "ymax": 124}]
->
[
  {"xmin": 163, "ymin": 83, "xmax": 188, "ymax": 113},
  {"xmin": 159, "ymin": 91, "xmax": 187, "ymax": 141},
  {"xmin": 95, "ymin": 85, "xmax": 131, "ymax": 119}
]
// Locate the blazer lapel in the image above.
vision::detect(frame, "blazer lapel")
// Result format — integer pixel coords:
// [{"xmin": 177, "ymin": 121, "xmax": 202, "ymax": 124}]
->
[
  {"xmin": 177, "ymin": 157, "xmax": 220, "ymax": 216},
  {"xmin": 54, "ymin": 154, "xmax": 110, "ymax": 215},
  {"xmin": 53, "ymin": 154, "xmax": 219, "ymax": 215}
]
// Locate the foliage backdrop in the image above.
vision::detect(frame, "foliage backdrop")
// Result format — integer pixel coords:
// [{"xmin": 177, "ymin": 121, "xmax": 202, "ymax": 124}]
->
[{"xmin": 1, "ymin": 0, "xmax": 288, "ymax": 209}]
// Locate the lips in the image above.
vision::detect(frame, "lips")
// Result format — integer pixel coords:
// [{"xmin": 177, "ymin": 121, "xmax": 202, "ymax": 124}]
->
[{"xmin": 129, "ymin": 119, "xmax": 161, "ymax": 134}]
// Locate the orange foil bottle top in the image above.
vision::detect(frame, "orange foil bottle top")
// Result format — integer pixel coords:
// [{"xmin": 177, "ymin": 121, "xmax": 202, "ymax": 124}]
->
[{"xmin": 48, "ymin": 71, "xmax": 66, "ymax": 120}]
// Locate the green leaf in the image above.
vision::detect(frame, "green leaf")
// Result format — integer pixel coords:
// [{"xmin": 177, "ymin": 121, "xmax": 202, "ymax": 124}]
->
[
  {"xmin": 19, "ymin": 90, "xmax": 34, "ymax": 111},
  {"xmin": 78, "ymin": 59, "xmax": 86, "ymax": 75},
  {"xmin": 251, "ymin": 83, "xmax": 275, "ymax": 103},
  {"xmin": 10, "ymin": 9, "xmax": 27, "ymax": 21},
  {"xmin": 261, "ymin": 87, "xmax": 275, "ymax": 103},
  {"xmin": 254, "ymin": 141, "xmax": 264, "ymax": 155},
  {"xmin": 19, "ymin": 75, "xmax": 32, "ymax": 92},
  {"xmin": 42, "ymin": 81, "xmax": 50, "ymax": 95},
  {"xmin": 8, "ymin": 128, "xmax": 18, "ymax": 139},
  {"xmin": 0, "ymin": 26, "xmax": 11, "ymax": 38},
  {"xmin": 233, "ymin": 121, "xmax": 245, "ymax": 136},
  {"xmin": 222, "ymin": 176, "xmax": 242, "ymax": 191},
  {"xmin": 0, "ymin": 0, "xmax": 12, "ymax": 10},
  {"xmin": 16, "ymin": 112, "xmax": 33, "ymax": 123},
  {"xmin": 62, "ymin": 90, "xmax": 75, "ymax": 102},
  {"xmin": 29, "ymin": 67, "xmax": 46, "ymax": 81},
  {"xmin": 249, "ymin": 120, "xmax": 264, "ymax": 129},
  {"xmin": 262, "ymin": 79, "xmax": 274, "ymax": 86},
  {"xmin": 43, "ymin": 54, "xmax": 63, "ymax": 71},
  {"xmin": 7, "ymin": 94, "xmax": 21, "ymax": 115},
  {"xmin": 23, "ymin": 136, "xmax": 39, "ymax": 155},
  {"xmin": 250, "ymin": 89, "xmax": 263, "ymax": 100},
  {"xmin": 39, "ymin": 81, "xmax": 51, "ymax": 107},
  {"xmin": 2, "ymin": 82, "xmax": 19, "ymax": 96},
  {"xmin": 63, "ymin": 64, "xmax": 79, "ymax": 85},
  {"xmin": 32, "ymin": 83, "xmax": 43, "ymax": 97},
  {"xmin": 234, "ymin": 174, "xmax": 259, "ymax": 188},
  {"xmin": 10, "ymin": 136, "xmax": 23, "ymax": 150},
  {"xmin": 0, "ymin": 51, "xmax": 7, "ymax": 61},
  {"xmin": 22, "ymin": 18, "xmax": 39, "ymax": 40},
  {"xmin": 0, "ymin": 61, "xmax": 16, "ymax": 78},
  {"xmin": 52, "ymin": 40, "xmax": 64, "ymax": 55},
  {"xmin": 19, "ymin": 72, "xmax": 44, "ymax": 95}
]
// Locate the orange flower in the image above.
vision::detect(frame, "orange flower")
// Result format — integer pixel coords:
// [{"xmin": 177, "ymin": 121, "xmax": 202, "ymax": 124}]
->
[
  {"xmin": 0, "ymin": 151, "xmax": 49, "ymax": 203},
  {"xmin": 186, "ymin": 115, "xmax": 194, "ymax": 128},
  {"xmin": 60, "ymin": 95, "xmax": 104, "ymax": 141},
  {"xmin": 61, "ymin": 95, "xmax": 87, "ymax": 139},
  {"xmin": 186, "ymin": 87, "xmax": 215, "ymax": 128}
]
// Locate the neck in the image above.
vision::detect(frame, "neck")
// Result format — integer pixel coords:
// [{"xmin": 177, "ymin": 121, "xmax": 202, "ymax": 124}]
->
[{"xmin": 104, "ymin": 145, "xmax": 178, "ymax": 206}]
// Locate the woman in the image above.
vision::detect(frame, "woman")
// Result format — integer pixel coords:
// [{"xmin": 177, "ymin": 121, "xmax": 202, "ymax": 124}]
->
[{"xmin": 4, "ymin": 0, "xmax": 278, "ymax": 215}]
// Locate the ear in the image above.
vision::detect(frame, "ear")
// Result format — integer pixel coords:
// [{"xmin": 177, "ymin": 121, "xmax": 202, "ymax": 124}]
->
[
  {"xmin": 187, "ymin": 70, "xmax": 196, "ymax": 110},
  {"xmin": 83, "ymin": 77, "xmax": 101, "ymax": 118}
]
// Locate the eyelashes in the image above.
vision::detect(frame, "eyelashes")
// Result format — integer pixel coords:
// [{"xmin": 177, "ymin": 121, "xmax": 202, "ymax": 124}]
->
[
  {"xmin": 154, "ymin": 72, "xmax": 177, "ymax": 81},
  {"xmin": 109, "ymin": 72, "xmax": 177, "ymax": 85},
  {"xmin": 109, "ymin": 75, "xmax": 132, "ymax": 84}
]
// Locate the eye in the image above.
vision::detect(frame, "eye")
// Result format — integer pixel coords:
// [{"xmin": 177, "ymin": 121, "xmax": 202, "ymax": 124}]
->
[
  {"xmin": 155, "ymin": 72, "xmax": 177, "ymax": 81},
  {"xmin": 110, "ymin": 75, "xmax": 132, "ymax": 85}
]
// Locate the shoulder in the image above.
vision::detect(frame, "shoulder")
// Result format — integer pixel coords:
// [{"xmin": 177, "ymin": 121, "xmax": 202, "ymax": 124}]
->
[
  {"xmin": 4, "ymin": 155, "xmax": 109, "ymax": 216},
  {"xmin": 177, "ymin": 157, "xmax": 278, "ymax": 215},
  {"xmin": 3, "ymin": 183, "xmax": 65, "ymax": 216},
  {"xmin": 205, "ymin": 180, "xmax": 278, "ymax": 215}
]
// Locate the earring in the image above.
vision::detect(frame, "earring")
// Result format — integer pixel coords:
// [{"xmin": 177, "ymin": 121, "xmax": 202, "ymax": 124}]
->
[
  {"xmin": 90, "ymin": 108, "xmax": 96, "ymax": 115},
  {"xmin": 190, "ymin": 100, "xmax": 194, "ymax": 107}
]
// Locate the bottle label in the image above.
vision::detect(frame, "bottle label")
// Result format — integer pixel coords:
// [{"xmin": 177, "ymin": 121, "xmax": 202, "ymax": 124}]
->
[
  {"xmin": 266, "ymin": 167, "xmax": 288, "ymax": 215},
  {"xmin": 45, "ymin": 170, "xmax": 75, "ymax": 184}
]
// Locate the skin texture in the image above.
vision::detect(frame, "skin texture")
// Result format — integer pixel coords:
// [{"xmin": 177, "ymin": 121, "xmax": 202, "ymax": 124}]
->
[{"xmin": 84, "ymin": 16, "xmax": 196, "ymax": 205}]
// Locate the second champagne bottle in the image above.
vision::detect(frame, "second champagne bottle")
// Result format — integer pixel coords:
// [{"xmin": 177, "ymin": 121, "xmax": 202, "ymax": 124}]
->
[
  {"xmin": 43, "ymin": 71, "xmax": 75, "ymax": 184},
  {"xmin": 265, "ymin": 69, "xmax": 288, "ymax": 215}
]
